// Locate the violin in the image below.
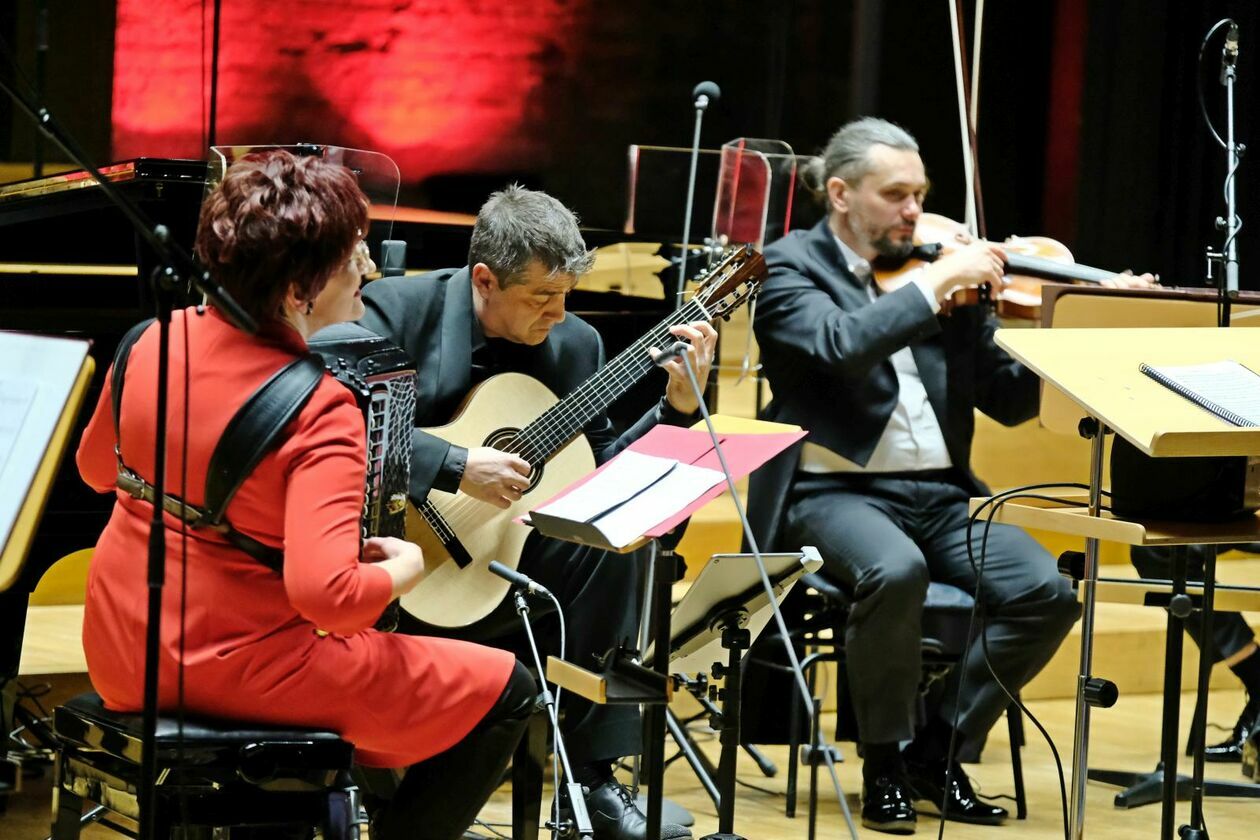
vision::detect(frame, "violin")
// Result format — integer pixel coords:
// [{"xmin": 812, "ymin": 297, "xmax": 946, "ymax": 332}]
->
[{"xmin": 873, "ymin": 213, "xmax": 1132, "ymax": 320}]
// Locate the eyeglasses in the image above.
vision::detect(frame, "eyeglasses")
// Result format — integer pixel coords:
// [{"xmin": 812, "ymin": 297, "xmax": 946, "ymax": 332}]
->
[{"xmin": 348, "ymin": 240, "xmax": 372, "ymax": 274}]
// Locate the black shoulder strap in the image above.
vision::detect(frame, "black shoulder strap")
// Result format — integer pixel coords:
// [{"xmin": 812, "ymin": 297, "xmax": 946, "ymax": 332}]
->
[
  {"xmin": 110, "ymin": 318, "xmax": 157, "ymax": 447},
  {"xmin": 202, "ymin": 354, "xmax": 327, "ymax": 525}
]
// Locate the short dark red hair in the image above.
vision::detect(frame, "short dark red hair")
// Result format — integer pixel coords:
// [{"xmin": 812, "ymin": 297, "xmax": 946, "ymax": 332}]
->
[{"xmin": 194, "ymin": 149, "xmax": 370, "ymax": 323}]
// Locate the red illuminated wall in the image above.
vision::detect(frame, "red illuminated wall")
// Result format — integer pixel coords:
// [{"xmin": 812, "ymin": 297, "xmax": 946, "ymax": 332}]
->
[{"xmin": 112, "ymin": 0, "xmax": 593, "ymax": 184}]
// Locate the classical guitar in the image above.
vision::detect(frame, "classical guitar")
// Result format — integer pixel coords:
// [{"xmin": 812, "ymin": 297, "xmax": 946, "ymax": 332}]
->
[{"xmin": 399, "ymin": 245, "xmax": 767, "ymax": 627}]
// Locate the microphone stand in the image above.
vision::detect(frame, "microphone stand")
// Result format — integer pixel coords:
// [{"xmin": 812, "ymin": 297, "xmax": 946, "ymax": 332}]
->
[
  {"xmin": 676, "ymin": 83, "xmax": 718, "ymax": 308},
  {"xmin": 0, "ymin": 72, "xmax": 255, "ymax": 840},
  {"xmin": 1220, "ymin": 29, "xmax": 1242, "ymax": 324},
  {"xmin": 660, "ymin": 348, "xmax": 859, "ymax": 840},
  {"xmin": 511, "ymin": 586, "xmax": 592, "ymax": 839}
]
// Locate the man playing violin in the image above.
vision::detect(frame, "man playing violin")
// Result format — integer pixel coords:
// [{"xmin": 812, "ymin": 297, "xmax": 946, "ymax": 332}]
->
[{"xmin": 750, "ymin": 117, "xmax": 1154, "ymax": 834}]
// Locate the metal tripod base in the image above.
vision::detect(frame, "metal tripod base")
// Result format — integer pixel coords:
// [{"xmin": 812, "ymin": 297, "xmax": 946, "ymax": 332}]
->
[{"xmin": 1089, "ymin": 763, "xmax": 1260, "ymax": 809}]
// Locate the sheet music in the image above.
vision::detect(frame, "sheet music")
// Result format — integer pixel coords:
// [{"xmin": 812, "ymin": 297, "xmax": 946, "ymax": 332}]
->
[
  {"xmin": 532, "ymin": 450, "xmax": 725, "ymax": 549},
  {"xmin": 0, "ymin": 380, "xmax": 39, "ymax": 476},
  {"xmin": 0, "ymin": 332, "xmax": 91, "ymax": 553},
  {"xmin": 534, "ymin": 450, "xmax": 677, "ymax": 523},
  {"xmin": 1143, "ymin": 360, "xmax": 1260, "ymax": 426},
  {"xmin": 593, "ymin": 461, "xmax": 724, "ymax": 548}
]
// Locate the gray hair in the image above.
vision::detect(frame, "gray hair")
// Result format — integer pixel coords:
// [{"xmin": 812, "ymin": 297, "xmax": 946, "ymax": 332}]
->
[
  {"xmin": 468, "ymin": 184, "xmax": 595, "ymax": 288},
  {"xmin": 804, "ymin": 117, "xmax": 919, "ymax": 193}
]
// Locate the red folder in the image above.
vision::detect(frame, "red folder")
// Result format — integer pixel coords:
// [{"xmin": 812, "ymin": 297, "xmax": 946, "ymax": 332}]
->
[{"xmin": 524, "ymin": 424, "xmax": 805, "ymax": 544}]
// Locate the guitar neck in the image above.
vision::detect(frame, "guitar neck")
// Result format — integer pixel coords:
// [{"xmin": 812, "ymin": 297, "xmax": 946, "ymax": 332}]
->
[
  {"xmin": 1005, "ymin": 253, "xmax": 1118, "ymax": 285},
  {"xmin": 515, "ymin": 296, "xmax": 711, "ymax": 463}
]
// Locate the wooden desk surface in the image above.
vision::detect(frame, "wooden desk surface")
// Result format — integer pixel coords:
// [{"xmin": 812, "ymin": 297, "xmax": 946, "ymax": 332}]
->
[{"xmin": 997, "ymin": 327, "xmax": 1260, "ymax": 457}]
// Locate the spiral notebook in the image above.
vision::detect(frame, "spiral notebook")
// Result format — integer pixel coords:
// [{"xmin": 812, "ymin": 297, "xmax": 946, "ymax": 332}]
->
[{"xmin": 1139, "ymin": 360, "xmax": 1260, "ymax": 428}]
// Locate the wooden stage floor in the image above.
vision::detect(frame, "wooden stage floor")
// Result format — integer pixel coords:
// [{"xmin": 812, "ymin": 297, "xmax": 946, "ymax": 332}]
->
[{"xmin": 5, "ymin": 683, "xmax": 1259, "ymax": 839}]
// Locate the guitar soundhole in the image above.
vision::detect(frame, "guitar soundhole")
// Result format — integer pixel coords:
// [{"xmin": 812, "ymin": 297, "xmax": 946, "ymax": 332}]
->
[{"xmin": 483, "ymin": 427, "xmax": 543, "ymax": 493}]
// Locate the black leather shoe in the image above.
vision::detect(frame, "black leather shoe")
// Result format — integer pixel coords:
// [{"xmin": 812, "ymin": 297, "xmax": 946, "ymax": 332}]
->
[
  {"xmin": 861, "ymin": 775, "xmax": 917, "ymax": 835},
  {"xmin": 577, "ymin": 779, "xmax": 691, "ymax": 840},
  {"xmin": 1199, "ymin": 700, "xmax": 1260, "ymax": 763},
  {"xmin": 904, "ymin": 757, "xmax": 1008, "ymax": 825}
]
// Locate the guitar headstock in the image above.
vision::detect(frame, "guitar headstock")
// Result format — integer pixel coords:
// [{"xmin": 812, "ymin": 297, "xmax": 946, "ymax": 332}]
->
[{"xmin": 691, "ymin": 244, "xmax": 767, "ymax": 320}]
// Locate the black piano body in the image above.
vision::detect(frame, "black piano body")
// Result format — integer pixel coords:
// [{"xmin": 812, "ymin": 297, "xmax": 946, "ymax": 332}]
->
[{"xmin": 0, "ymin": 158, "xmax": 674, "ymax": 600}]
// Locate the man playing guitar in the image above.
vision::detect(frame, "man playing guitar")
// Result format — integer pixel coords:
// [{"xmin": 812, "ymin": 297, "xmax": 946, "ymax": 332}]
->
[{"xmin": 359, "ymin": 184, "xmax": 716, "ymax": 840}]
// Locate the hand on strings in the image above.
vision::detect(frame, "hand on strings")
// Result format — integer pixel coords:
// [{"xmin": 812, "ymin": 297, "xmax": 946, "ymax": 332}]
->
[
  {"xmin": 922, "ymin": 240, "xmax": 1007, "ymax": 303},
  {"xmin": 460, "ymin": 446, "xmax": 532, "ymax": 509},
  {"xmin": 362, "ymin": 536, "xmax": 425, "ymax": 597},
  {"xmin": 653, "ymin": 321, "xmax": 719, "ymax": 415}
]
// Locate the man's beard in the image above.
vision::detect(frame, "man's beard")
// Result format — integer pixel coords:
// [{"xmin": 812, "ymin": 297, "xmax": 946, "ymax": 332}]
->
[{"xmin": 871, "ymin": 232, "xmax": 915, "ymax": 260}]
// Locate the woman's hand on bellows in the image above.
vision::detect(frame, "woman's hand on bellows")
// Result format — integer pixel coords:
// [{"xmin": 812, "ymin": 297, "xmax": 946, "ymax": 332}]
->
[{"xmin": 363, "ymin": 536, "xmax": 425, "ymax": 597}]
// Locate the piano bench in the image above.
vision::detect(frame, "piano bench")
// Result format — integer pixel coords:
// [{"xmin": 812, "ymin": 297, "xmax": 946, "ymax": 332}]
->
[{"xmin": 50, "ymin": 692, "xmax": 360, "ymax": 839}]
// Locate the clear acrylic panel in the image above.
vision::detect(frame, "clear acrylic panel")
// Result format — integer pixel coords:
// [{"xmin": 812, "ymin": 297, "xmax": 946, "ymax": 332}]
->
[
  {"xmin": 713, "ymin": 138, "xmax": 800, "ymax": 250},
  {"xmin": 624, "ymin": 139, "xmax": 805, "ymax": 250},
  {"xmin": 207, "ymin": 144, "xmax": 401, "ymax": 243},
  {"xmin": 623, "ymin": 144, "xmax": 723, "ymax": 239}
]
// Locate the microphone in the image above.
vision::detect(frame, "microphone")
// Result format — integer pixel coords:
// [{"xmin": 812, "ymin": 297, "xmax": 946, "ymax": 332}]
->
[
  {"xmin": 1222, "ymin": 22, "xmax": 1240, "ymax": 84},
  {"xmin": 487, "ymin": 560, "xmax": 553, "ymax": 598},
  {"xmin": 652, "ymin": 341, "xmax": 691, "ymax": 366},
  {"xmin": 692, "ymin": 80, "xmax": 721, "ymax": 111}
]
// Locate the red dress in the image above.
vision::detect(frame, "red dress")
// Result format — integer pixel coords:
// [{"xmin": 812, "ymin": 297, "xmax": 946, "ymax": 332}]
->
[{"xmin": 76, "ymin": 307, "xmax": 514, "ymax": 768}]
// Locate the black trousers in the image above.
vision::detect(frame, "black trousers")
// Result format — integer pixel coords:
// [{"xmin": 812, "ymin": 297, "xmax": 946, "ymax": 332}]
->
[
  {"xmin": 784, "ymin": 472, "xmax": 1080, "ymax": 747},
  {"xmin": 371, "ymin": 660, "xmax": 536, "ymax": 840},
  {"xmin": 400, "ymin": 532, "xmax": 643, "ymax": 766},
  {"xmin": 1129, "ymin": 544, "xmax": 1257, "ymax": 661}
]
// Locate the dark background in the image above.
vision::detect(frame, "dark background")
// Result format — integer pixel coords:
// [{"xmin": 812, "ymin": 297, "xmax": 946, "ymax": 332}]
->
[{"xmin": 0, "ymin": 0, "xmax": 1255, "ymax": 287}]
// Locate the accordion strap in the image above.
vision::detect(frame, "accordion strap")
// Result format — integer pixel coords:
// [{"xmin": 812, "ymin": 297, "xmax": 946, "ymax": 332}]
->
[{"xmin": 109, "ymin": 318, "xmax": 327, "ymax": 573}]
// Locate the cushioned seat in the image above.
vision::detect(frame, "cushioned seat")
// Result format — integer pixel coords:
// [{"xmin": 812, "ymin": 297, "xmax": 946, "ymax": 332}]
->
[{"xmin": 50, "ymin": 692, "xmax": 359, "ymax": 838}]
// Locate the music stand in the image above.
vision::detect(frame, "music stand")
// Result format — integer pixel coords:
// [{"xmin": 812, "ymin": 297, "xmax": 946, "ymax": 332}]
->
[
  {"xmin": 979, "ymin": 326, "xmax": 1260, "ymax": 840},
  {"xmin": 653, "ymin": 548, "xmax": 822, "ymax": 839},
  {"xmin": 1, "ymin": 331, "xmax": 94, "ymax": 798},
  {"xmin": 1039, "ymin": 287, "xmax": 1260, "ymax": 814}
]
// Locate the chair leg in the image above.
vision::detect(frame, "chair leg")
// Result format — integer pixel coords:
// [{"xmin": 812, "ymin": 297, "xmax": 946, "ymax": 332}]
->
[
  {"xmin": 787, "ymin": 650, "xmax": 824, "ymax": 819},
  {"xmin": 511, "ymin": 709, "xmax": 547, "ymax": 840},
  {"xmin": 1005, "ymin": 701, "xmax": 1028, "ymax": 820},
  {"xmin": 49, "ymin": 754, "xmax": 84, "ymax": 840}
]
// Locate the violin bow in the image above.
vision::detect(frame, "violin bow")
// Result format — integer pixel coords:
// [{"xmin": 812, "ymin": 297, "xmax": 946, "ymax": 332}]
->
[{"xmin": 947, "ymin": 0, "xmax": 988, "ymax": 240}]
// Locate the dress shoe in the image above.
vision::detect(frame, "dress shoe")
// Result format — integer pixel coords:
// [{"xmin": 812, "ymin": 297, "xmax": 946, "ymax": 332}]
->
[
  {"xmin": 1243, "ymin": 725, "xmax": 1260, "ymax": 781},
  {"xmin": 861, "ymin": 775, "xmax": 917, "ymax": 835},
  {"xmin": 568, "ymin": 778, "xmax": 692, "ymax": 840},
  {"xmin": 1198, "ymin": 700, "xmax": 1260, "ymax": 763},
  {"xmin": 904, "ymin": 757, "xmax": 1008, "ymax": 825}
]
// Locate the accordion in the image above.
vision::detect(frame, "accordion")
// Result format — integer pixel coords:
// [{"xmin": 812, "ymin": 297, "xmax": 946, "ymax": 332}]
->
[{"xmin": 310, "ymin": 323, "xmax": 417, "ymax": 544}]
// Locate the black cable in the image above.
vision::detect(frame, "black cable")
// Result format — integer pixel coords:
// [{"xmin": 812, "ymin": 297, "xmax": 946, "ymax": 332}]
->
[{"xmin": 934, "ymin": 481, "xmax": 1093, "ymax": 840}]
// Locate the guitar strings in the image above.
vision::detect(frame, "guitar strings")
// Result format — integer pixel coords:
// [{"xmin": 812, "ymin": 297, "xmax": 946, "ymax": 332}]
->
[
  {"xmin": 429, "ymin": 296, "xmax": 711, "ymax": 533},
  {"xmin": 418, "ymin": 260, "xmax": 754, "ymax": 555}
]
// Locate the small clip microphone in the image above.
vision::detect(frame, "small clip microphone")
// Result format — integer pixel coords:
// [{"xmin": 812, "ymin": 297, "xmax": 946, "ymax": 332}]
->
[
  {"xmin": 1222, "ymin": 21, "xmax": 1240, "ymax": 84},
  {"xmin": 652, "ymin": 341, "xmax": 691, "ymax": 366},
  {"xmin": 488, "ymin": 560, "xmax": 553, "ymax": 598}
]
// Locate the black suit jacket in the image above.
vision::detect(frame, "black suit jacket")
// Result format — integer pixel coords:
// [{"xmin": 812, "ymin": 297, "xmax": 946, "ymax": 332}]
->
[
  {"xmin": 747, "ymin": 218, "xmax": 1040, "ymax": 549},
  {"xmin": 358, "ymin": 267, "xmax": 680, "ymax": 506}
]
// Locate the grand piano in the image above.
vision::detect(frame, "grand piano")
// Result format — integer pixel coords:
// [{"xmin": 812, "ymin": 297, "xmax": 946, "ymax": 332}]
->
[{"xmin": 0, "ymin": 157, "xmax": 677, "ymax": 602}]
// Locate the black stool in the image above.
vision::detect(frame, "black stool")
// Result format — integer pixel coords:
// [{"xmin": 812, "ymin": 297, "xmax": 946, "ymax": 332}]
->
[
  {"xmin": 50, "ymin": 692, "xmax": 360, "ymax": 838},
  {"xmin": 785, "ymin": 576, "xmax": 1028, "ymax": 821}
]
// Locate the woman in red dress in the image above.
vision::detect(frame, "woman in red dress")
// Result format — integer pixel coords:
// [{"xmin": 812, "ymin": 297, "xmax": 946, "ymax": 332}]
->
[{"xmin": 76, "ymin": 150, "xmax": 533, "ymax": 839}]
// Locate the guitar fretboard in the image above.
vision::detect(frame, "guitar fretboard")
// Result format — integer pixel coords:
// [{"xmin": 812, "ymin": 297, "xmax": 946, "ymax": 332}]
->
[{"xmin": 513, "ymin": 296, "xmax": 711, "ymax": 463}]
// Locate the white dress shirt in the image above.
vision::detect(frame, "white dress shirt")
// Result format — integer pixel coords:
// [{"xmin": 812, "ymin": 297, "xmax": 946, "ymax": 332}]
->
[{"xmin": 798, "ymin": 236, "xmax": 953, "ymax": 474}]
